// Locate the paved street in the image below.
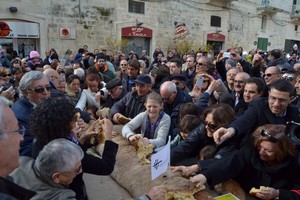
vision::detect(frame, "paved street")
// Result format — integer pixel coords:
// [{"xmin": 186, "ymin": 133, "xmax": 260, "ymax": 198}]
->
[{"xmin": 83, "ymin": 173, "xmax": 132, "ymax": 200}]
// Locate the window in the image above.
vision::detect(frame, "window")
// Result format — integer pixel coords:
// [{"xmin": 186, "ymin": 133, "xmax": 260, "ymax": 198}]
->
[
  {"xmin": 261, "ymin": 15, "xmax": 267, "ymax": 31},
  {"xmin": 210, "ymin": 16, "xmax": 221, "ymax": 27},
  {"xmin": 128, "ymin": 0, "xmax": 145, "ymax": 14},
  {"xmin": 295, "ymin": 25, "xmax": 298, "ymax": 31}
]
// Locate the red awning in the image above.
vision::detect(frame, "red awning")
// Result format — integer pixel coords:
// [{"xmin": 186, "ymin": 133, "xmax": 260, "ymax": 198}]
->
[
  {"xmin": 122, "ymin": 26, "xmax": 152, "ymax": 38},
  {"xmin": 207, "ymin": 33, "xmax": 225, "ymax": 42}
]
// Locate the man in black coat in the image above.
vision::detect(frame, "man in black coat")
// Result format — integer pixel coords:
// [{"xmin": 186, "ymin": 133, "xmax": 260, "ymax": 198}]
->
[
  {"xmin": 160, "ymin": 81, "xmax": 193, "ymax": 139},
  {"xmin": 213, "ymin": 79, "xmax": 300, "ymax": 145}
]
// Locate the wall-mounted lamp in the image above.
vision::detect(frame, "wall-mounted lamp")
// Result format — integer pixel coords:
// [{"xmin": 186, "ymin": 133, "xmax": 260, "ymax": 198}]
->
[
  {"xmin": 136, "ymin": 19, "xmax": 143, "ymax": 27},
  {"xmin": 9, "ymin": 7, "xmax": 18, "ymax": 13}
]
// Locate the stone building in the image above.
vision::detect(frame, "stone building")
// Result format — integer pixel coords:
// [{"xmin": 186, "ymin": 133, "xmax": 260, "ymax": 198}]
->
[{"xmin": 0, "ymin": 0, "xmax": 300, "ymax": 58}]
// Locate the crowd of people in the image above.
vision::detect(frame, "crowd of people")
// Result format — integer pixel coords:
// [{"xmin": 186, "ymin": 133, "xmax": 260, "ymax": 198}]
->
[{"xmin": 0, "ymin": 43, "xmax": 300, "ymax": 200}]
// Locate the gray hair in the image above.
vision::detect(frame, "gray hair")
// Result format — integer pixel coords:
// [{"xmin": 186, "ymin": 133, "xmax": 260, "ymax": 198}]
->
[
  {"xmin": 74, "ymin": 68, "xmax": 85, "ymax": 80},
  {"xmin": 19, "ymin": 71, "xmax": 45, "ymax": 92},
  {"xmin": 34, "ymin": 138, "xmax": 84, "ymax": 177},
  {"xmin": 160, "ymin": 81, "xmax": 177, "ymax": 94}
]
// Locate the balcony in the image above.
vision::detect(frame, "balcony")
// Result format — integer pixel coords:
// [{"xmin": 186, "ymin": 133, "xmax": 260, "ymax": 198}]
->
[
  {"xmin": 207, "ymin": 0, "xmax": 238, "ymax": 7},
  {"xmin": 291, "ymin": 5, "xmax": 300, "ymax": 23},
  {"xmin": 257, "ymin": 0, "xmax": 283, "ymax": 14}
]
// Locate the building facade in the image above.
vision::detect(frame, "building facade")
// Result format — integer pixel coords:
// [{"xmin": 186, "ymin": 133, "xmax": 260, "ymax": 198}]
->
[{"xmin": 0, "ymin": 0, "xmax": 300, "ymax": 58}]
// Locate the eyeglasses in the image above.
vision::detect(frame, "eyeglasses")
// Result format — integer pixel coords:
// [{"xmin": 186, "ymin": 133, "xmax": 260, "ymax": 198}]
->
[
  {"xmin": 260, "ymin": 130, "xmax": 278, "ymax": 143},
  {"xmin": 27, "ymin": 85, "xmax": 51, "ymax": 94},
  {"xmin": 203, "ymin": 121, "xmax": 218, "ymax": 130},
  {"xmin": 162, "ymin": 93, "xmax": 173, "ymax": 101},
  {"xmin": 263, "ymin": 73, "xmax": 277, "ymax": 78},
  {"xmin": 268, "ymin": 95, "xmax": 290, "ymax": 105},
  {"xmin": 6, "ymin": 125, "xmax": 26, "ymax": 136},
  {"xmin": 1, "ymin": 74, "xmax": 12, "ymax": 77},
  {"xmin": 234, "ymin": 80, "xmax": 244, "ymax": 84},
  {"xmin": 120, "ymin": 64, "xmax": 127, "ymax": 66},
  {"xmin": 74, "ymin": 165, "xmax": 82, "ymax": 174}
]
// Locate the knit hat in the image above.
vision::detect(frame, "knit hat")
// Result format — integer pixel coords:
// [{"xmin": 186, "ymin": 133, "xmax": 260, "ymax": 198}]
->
[
  {"xmin": 97, "ymin": 53, "xmax": 106, "ymax": 61},
  {"xmin": 29, "ymin": 51, "xmax": 40, "ymax": 58},
  {"xmin": 293, "ymin": 44, "xmax": 298, "ymax": 49}
]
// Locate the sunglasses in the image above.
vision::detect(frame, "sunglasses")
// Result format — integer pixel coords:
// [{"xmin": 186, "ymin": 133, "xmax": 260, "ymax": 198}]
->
[
  {"xmin": 263, "ymin": 73, "xmax": 277, "ymax": 77},
  {"xmin": 197, "ymin": 63, "xmax": 206, "ymax": 66},
  {"xmin": 120, "ymin": 64, "xmax": 127, "ymax": 66},
  {"xmin": 204, "ymin": 121, "xmax": 218, "ymax": 130},
  {"xmin": 260, "ymin": 130, "xmax": 279, "ymax": 143},
  {"xmin": 1, "ymin": 74, "xmax": 12, "ymax": 77},
  {"xmin": 27, "ymin": 85, "xmax": 51, "ymax": 94}
]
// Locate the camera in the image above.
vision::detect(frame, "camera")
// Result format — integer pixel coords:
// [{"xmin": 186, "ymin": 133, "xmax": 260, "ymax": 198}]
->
[
  {"xmin": 1, "ymin": 82, "xmax": 19, "ymax": 99},
  {"xmin": 2, "ymin": 82, "xmax": 14, "ymax": 91}
]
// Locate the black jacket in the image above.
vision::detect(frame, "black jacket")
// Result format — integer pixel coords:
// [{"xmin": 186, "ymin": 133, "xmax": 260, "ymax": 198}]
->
[
  {"xmin": 202, "ymin": 143, "xmax": 300, "ymax": 200},
  {"xmin": 171, "ymin": 123, "xmax": 237, "ymax": 168},
  {"xmin": 230, "ymin": 98, "xmax": 300, "ymax": 146}
]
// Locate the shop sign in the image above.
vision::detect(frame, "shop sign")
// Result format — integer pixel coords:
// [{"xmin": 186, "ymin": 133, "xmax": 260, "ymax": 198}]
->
[
  {"xmin": 122, "ymin": 26, "xmax": 153, "ymax": 38},
  {"xmin": 207, "ymin": 33, "xmax": 225, "ymax": 42},
  {"xmin": 60, "ymin": 28, "xmax": 76, "ymax": 40},
  {"xmin": 0, "ymin": 21, "xmax": 39, "ymax": 38}
]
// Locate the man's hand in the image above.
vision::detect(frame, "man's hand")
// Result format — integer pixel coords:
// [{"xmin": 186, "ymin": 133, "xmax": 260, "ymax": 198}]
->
[
  {"xmin": 113, "ymin": 113, "xmax": 122, "ymax": 123},
  {"xmin": 170, "ymin": 164, "xmax": 199, "ymax": 176},
  {"xmin": 213, "ymin": 127, "xmax": 235, "ymax": 144}
]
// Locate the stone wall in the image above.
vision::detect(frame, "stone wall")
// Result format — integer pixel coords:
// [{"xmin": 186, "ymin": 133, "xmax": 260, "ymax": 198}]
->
[{"xmin": 0, "ymin": 0, "xmax": 298, "ymax": 57}]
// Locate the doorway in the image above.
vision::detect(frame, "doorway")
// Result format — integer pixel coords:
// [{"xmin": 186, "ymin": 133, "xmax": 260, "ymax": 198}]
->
[
  {"xmin": 257, "ymin": 37, "xmax": 268, "ymax": 51},
  {"xmin": 122, "ymin": 37, "xmax": 150, "ymax": 58}
]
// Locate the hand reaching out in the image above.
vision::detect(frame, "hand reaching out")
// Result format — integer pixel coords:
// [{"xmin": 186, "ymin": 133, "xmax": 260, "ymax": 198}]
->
[
  {"xmin": 170, "ymin": 164, "xmax": 199, "ymax": 176},
  {"xmin": 256, "ymin": 187, "xmax": 279, "ymax": 200},
  {"xmin": 128, "ymin": 134, "xmax": 142, "ymax": 144},
  {"xmin": 213, "ymin": 127, "xmax": 235, "ymax": 144}
]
